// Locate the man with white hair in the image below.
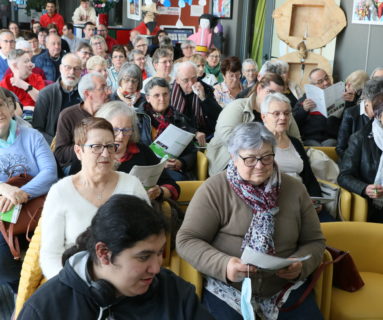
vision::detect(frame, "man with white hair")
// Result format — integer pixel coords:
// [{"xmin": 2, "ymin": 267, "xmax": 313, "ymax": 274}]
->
[
  {"xmin": 0, "ymin": 30, "xmax": 16, "ymax": 79},
  {"xmin": 33, "ymin": 33, "xmax": 64, "ymax": 81},
  {"xmin": 0, "ymin": 49, "xmax": 45, "ymax": 119},
  {"xmin": 371, "ymin": 66, "xmax": 383, "ymax": 79},
  {"xmin": 171, "ymin": 61, "xmax": 221, "ymax": 146},
  {"xmin": 32, "ymin": 53, "xmax": 82, "ymax": 144},
  {"xmin": 54, "ymin": 72, "xmax": 108, "ymax": 173}
]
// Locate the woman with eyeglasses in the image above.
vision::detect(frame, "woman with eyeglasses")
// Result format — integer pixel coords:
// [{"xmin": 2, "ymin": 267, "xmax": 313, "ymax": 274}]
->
[
  {"xmin": 204, "ymin": 48, "xmax": 223, "ymax": 85},
  {"xmin": 96, "ymin": 101, "xmax": 180, "ymax": 201},
  {"xmin": 177, "ymin": 122, "xmax": 325, "ymax": 320},
  {"xmin": 89, "ymin": 35, "xmax": 111, "ymax": 67},
  {"xmin": 213, "ymin": 56, "xmax": 243, "ymax": 108},
  {"xmin": 261, "ymin": 93, "xmax": 333, "ymax": 222},
  {"xmin": 128, "ymin": 49, "xmax": 148, "ymax": 80},
  {"xmin": 107, "ymin": 45, "xmax": 127, "ymax": 92},
  {"xmin": 40, "ymin": 117, "xmax": 149, "ymax": 279}
]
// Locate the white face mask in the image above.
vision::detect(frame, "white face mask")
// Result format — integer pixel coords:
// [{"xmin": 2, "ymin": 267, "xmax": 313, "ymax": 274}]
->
[
  {"xmin": 200, "ymin": 18, "xmax": 210, "ymax": 29},
  {"xmin": 241, "ymin": 277, "xmax": 255, "ymax": 320}
]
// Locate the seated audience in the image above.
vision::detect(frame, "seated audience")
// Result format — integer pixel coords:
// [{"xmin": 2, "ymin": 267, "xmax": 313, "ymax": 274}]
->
[
  {"xmin": 371, "ymin": 66, "xmax": 383, "ymax": 79},
  {"xmin": 139, "ymin": 77, "xmax": 197, "ymax": 181},
  {"xmin": 96, "ymin": 101, "xmax": 180, "ymax": 200},
  {"xmin": 172, "ymin": 61, "xmax": 222, "ymax": 146},
  {"xmin": 204, "ymin": 48, "xmax": 223, "ymax": 84},
  {"xmin": 0, "ymin": 87, "xmax": 57, "ymax": 294},
  {"xmin": 32, "ymin": 53, "xmax": 82, "ymax": 144},
  {"xmin": 177, "ymin": 122, "xmax": 325, "ymax": 320},
  {"xmin": 72, "ymin": 0, "xmax": 97, "ymax": 25},
  {"xmin": 40, "ymin": 117, "xmax": 150, "ymax": 279},
  {"xmin": 338, "ymin": 92, "xmax": 383, "ymax": 222},
  {"xmin": 90, "ymin": 35, "xmax": 110, "ymax": 66},
  {"xmin": 8, "ymin": 21, "xmax": 23, "ymax": 44},
  {"xmin": 2, "ymin": 87, "xmax": 23, "ymax": 117},
  {"xmin": 37, "ymin": 28, "xmax": 48, "ymax": 49},
  {"xmin": 107, "ymin": 45, "xmax": 127, "ymax": 92},
  {"xmin": 241, "ymin": 58, "xmax": 258, "ymax": 90},
  {"xmin": 80, "ymin": 21, "xmax": 96, "ymax": 45},
  {"xmin": 142, "ymin": 48, "xmax": 174, "ymax": 91},
  {"xmin": 47, "ymin": 23, "xmax": 70, "ymax": 53},
  {"xmin": 31, "ymin": 21, "xmax": 41, "ymax": 35},
  {"xmin": 62, "ymin": 23, "xmax": 81, "ymax": 53},
  {"xmin": 174, "ymin": 40, "xmax": 196, "ymax": 64},
  {"xmin": 33, "ymin": 33, "xmax": 64, "ymax": 82},
  {"xmin": 0, "ymin": 30, "xmax": 16, "ymax": 80},
  {"xmin": 147, "ymin": 29, "xmax": 168, "ymax": 56},
  {"xmin": 189, "ymin": 54, "xmax": 216, "ymax": 87},
  {"xmin": 336, "ymin": 78, "xmax": 383, "ymax": 158},
  {"xmin": 276, "ymin": 60, "xmax": 303, "ymax": 106},
  {"xmin": 54, "ymin": 73, "xmax": 108, "ymax": 172},
  {"xmin": 39, "ymin": 0, "xmax": 64, "ymax": 35},
  {"xmin": 0, "ymin": 49, "xmax": 45, "ymax": 119},
  {"xmin": 128, "ymin": 49, "xmax": 147, "ymax": 79},
  {"xmin": 86, "ymin": 55, "xmax": 110, "ymax": 87},
  {"xmin": 133, "ymin": 35, "xmax": 155, "ymax": 77},
  {"xmin": 206, "ymin": 73, "xmax": 301, "ymax": 176},
  {"xmin": 97, "ymin": 24, "xmax": 118, "ymax": 53},
  {"xmin": 261, "ymin": 93, "xmax": 334, "ymax": 221},
  {"xmin": 213, "ymin": 56, "xmax": 243, "ymax": 108},
  {"xmin": 19, "ymin": 195, "xmax": 213, "ymax": 319},
  {"xmin": 110, "ymin": 63, "xmax": 145, "ymax": 108},
  {"xmin": 344, "ymin": 69, "xmax": 370, "ymax": 107},
  {"xmin": 75, "ymin": 41, "xmax": 93, "ymax": 75},
  {"xmin": 24, "ymin": 32, "xmax": 44, "ymax": 57}
]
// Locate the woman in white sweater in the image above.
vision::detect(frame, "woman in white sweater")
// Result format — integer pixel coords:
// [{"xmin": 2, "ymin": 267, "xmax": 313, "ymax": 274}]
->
[{"xmin": 40, "ymin": 117, "xmax": 149, "ymax": 279}]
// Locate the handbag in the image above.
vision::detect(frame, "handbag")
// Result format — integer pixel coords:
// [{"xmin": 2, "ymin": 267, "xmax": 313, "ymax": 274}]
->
[{"xmin": 0, "ymin": 165, "xmax": 46, "ymax": 259}]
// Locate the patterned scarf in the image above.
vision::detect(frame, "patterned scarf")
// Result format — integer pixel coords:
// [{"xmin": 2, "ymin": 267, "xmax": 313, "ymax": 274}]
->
[
  {"xmin": 205, "ymin": 63, "xmax": 224, "ymax": 83},
  {"xmin": 226, "ymin": 160, "xmax": 280, "ymax": 254},
  {"xmin": 144, "ymin": 102, "xmax": 175, "ymax": 138},
  {"xmin": 170, "ymin": 82, "xmax": 205, "ymax": 129}
]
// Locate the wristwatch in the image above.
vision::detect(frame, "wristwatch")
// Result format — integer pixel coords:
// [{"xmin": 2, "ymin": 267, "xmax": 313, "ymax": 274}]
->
[{"xmin": 26, "ymin": 85, "xmax": 33, "ymax": 92}]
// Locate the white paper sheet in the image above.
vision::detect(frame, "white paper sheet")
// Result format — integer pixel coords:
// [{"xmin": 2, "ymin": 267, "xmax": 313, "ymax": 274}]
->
[
  {"xmin": 129, "ymin": 160, "xmax": 167, "ymax": 189},
  {"xmin": 241, "ymin": 246, "xmax": 311, "ymax": 270}
]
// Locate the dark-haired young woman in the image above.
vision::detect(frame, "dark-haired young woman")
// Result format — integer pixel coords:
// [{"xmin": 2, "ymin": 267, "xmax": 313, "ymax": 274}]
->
[{"xmin": 18, "ymin": 194, "xmax": 213, "ymax": 320}]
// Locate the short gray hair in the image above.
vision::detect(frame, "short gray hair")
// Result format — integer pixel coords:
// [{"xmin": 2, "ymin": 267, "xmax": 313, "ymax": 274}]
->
[
  {"xmin": 181, "ymin": 40, "xmax": 196, "ymax": 49},
  {"xmin": 259, "ymin": 60, "xmax": 284, "ymax": 77},
  {"xmin": 362, "ymin": 78, "xmax": 383, "ymax": 101},
  {"xmin": 78, "ymin": 72, "xmax": 104, "ymax": 100},
  {"xmin": 118, "ymin": 63, "xmax": 143, "ymax": 90},
  {"xmin": 371, "ymin": 66, "xmax": 383, "ymax": 79},
  {"xmin": 175, "ymin": 60, "xmax": 197, "ymax": 78},
  {"xmin": 227, "ymin": 122, "xmax": 276, "ymax": 158},
  {"xmin": 133, "ymin": 35, "xmax": 148, "ymax": 47},
  {"xmin": 128, "ymin": 49, "xmax": 144, "ymax": 63},
  {"xmin": 260, "ymin": 92, "xmax": 291, "ymax": 114},
  {"xmin": 152, "ymin": 47, "xmax": 172, "ymax": 65},
  {"xmin": 144, "ymin": 77, "xmax": 170, "ymax": 96},
  {"xmin": 242, "ymin": 58, "xmax": 258, "ymax": 72},
  {"xmin": 7, "ymin": 49, "xmax": 27, "ymax": 62},
  {"xmin": 0, "ymin": 30, "xmax": 14, "ymax": 40},
  {"xmin": 95, "ymin": 101, "xmax": 140, "ymax": 143}
]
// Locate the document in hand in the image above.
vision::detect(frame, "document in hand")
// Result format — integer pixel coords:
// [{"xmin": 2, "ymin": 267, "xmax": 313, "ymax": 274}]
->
[
  {"xmin": 241, "ymin": 246, "xmax": 311, "ymax": 270},
  {"xmin": 0, "ymin": 204, "xmax": 22, "ymax": 223},
  {"xmin": 129, "ymin": 160, "xmax": 167, "ymax": 189},
  {"xmin": 149, "ymin": 124, "xmax": 195, "ymax": 159},
  {"xmin": 304, "ymin": 82, "xmax": 345, "ymax": 117}
]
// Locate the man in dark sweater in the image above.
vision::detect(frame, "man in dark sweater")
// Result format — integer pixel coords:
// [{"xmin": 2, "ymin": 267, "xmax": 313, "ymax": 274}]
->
[
  {"xmin": 171, "ymin": 61, "xmax": 222, "ymax": 146},
  {"xmin": 32, "ymin": 53, "xmax": 82, "ymax": 144},
  {"xmin": 54, "ymin": 72, "xmax": 108, "ymax": 173}
]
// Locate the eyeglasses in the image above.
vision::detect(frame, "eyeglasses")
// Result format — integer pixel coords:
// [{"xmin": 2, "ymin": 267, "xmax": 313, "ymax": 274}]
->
[
  {"xmin": 312, "ymin": 75, "xmax": 330, "ymax": 85},
  {"xmin": 183, "ymin": 46, "xmax": 195, "ymax": 50},
  {"xmin": 267, "ymin": 111, "xmax": 291, "ymax": 118},
  {"xmin": 62, "ymin": 64, "xmax": 82, "ymax": 73},
  {"xmin": 238, "ymin": 153, "xmax": 275, "ymax": 167},
  {"xmin": 179, "ymin": 76, "xmax": 197, "ymax": 84},
  {"xmin": 209, "ymin": 55, "xmax": 220, "ymax": 59},
  {"xmin": 97, "ymin": 29, "xmax": 107, "ymax": 33},
  {"xmin": 158, "ymin": 59, "xmax": 173, "ymax": 65},
  {"xmin": 122, "ymin": 78, "xmax": 139, "ymax": 84},
  {"xmin": 149, "ymin": 92, "xmax": 169, "ymax": 99},
  {"xmin": 136, "ymin": 44, "xmax": 148, "ymax": 48},
  {"xmin": 113, "ymin": 127, "xmax": 134, "ymax": 136},
  {"xmin": 80, "ymin": 50, "xmax": 93, "ymax": 56},
  {"xmin": 92, "ymin": 85, "xmax": 111, "ymax": 93},
  {"xmin": 82, "ymin": 143, "xmax": 119, "ymax": 154},
  {"xmin": 2, "ymin": 40, "xmax": 16, "ymax": 44},
  {"xmin": 112, "ymin": 55, "xmax": 125, "ymax": 59},
  {"xmin": 92, "ymin": 42, "xmax": 103, "ymax": 46}
]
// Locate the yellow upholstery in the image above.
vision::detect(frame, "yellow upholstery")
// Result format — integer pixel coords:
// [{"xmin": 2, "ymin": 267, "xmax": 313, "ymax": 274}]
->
[
  {"xmin": 50, "ymin": 136, "xmax": 56, "ymax": 152},
  {"xmin": 351, "ymin": 193, "xmax": 368, "ymax": 222},
  {"xmin": 309, "ymin": 146, "xmax": 338, "ymax": 163},
  {"xmin": 318, "ymin": 179, "xmax": 352, "ymax": 221},
  {"xmin": 314, "ymin": 249, "xmax": 333, "ymax": 320},
  {"xmin": 176, "ymin": 181, "xmax": 204, "ymax": 212},
  {"xmin": 15, "ymin": 220, "xmax": 46, "ymax": 318},
  {"xmin": 321, "ymin": 222, "xmax": 383, "ymax": 320},
  {"xmin": 196, "ymin": 151, "xmax": 208, "ymax": 181},
  {"xmin": 161, "ymin": 201, "xmax": 172, "ymax": 267}
]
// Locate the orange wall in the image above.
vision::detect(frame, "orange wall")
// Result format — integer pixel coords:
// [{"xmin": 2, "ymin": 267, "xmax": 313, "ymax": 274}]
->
[{"xmin": 156, "ymin": 1, "xmax": 211, "ymax": 29}]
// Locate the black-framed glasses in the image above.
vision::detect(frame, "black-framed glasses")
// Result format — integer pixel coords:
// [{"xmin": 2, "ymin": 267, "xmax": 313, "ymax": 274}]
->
[
  {"xmin": 267, "ymin": 111, "xmax": 291, "ymax": 118},
  {"xmin": 238, "ymin": 153, "xmax": 275, "ymax": 167},
  {"xmin": 113, "ymin": 128, "xmax": 134, "ymax": 136},
  {"xmin": 82, "ymin": 143, "xmax": 119, "ymax": 154}
]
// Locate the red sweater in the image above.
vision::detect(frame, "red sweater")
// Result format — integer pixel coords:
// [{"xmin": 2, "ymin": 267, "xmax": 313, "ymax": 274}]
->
[
  {"xmin": 0, "ymin": 73, "xmax": 45, "ymax": 107},
  {"xmin": 40, "ymin": 13, "xmax": 65, "ymax": 35}
]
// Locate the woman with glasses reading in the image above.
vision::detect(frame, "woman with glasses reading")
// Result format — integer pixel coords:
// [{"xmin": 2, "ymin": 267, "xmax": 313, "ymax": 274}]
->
[
  {"xmin": 177, "ymin": 122, "xmax": 325, "ymax": 320},
  {"xmin": 40, "ymin": 117, "xmax": 149, "ymax": 279}
]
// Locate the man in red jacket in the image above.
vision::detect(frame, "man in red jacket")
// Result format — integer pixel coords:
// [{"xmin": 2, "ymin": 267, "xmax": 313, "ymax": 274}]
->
[{"xmin": 40, "ymin": 1, "xmax": 64, "ymax": 35}]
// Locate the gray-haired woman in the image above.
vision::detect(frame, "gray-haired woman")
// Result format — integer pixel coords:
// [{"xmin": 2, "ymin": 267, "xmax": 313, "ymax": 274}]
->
[
  {"xmin": 110, "ymin": 63, "xmax": 145, "ymax": 107},
  {"xmin": 241, "ymin": 58, "xmax": 258, "ymax": 89},
  {"xmin": 177, "ymin": 122, "xmax": 325, "ymax": 319}
]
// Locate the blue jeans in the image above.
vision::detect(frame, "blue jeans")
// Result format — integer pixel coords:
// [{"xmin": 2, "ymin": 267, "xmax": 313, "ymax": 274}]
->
[
  {"xmin": 0, "ymin": 232, "xmax": 26, "ymax": 293},
  {"xmin": 202, "ymin": 281, "xmax": 323, "ymax": 320}
]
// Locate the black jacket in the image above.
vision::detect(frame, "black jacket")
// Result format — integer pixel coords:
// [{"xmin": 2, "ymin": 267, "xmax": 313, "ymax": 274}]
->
[
  {"xmin": 18, "ymin": 253, "xmax": 213, "ymax": 320},
  {"xmin": 338, "ymin": 122, "xmax": 381, "ymax": 196},
  {"xmin": 293, "ymin": 94, "xmax": 339, "ymax": 142},
  {"xmin": 336, "ymin": 104, "xmax": 371, "ymax": 158}
]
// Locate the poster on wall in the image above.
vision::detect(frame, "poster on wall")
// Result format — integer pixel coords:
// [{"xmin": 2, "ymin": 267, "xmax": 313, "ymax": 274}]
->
[
  {"xmin": 352, "ymin": 0, "xmax": 383, "ymax": 25},
  {"xmin": 212, "ymin": 0, "xmax": 232, "ymax": 19},
  {"xmin": 128, "ymin": 0, "xmax": 142, "ymax": 21}
]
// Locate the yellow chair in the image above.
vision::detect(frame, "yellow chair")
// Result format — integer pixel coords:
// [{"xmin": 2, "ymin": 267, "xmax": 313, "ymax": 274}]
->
[
  {"xmin": 321, "ymin": 222, "xmax": 383, "ymax": 320},
  {"xmin": 309, "ymin": 146, "xmax": 339, "ymax": 163},
  {"xmin": 351, "ymin": 193, "xmax": 368, "ymax": 222},
  {"xmin": 314, "ymin": 249, "xmax": 333, "ymax": 320},
  {"xmin": 176, "ymin": 181, "xmax": 204, "ymax": 212},
  {"xmin": 15, "ymin": 220, "xmax": 46, "ymax": 318},
  {"xmin": 196, "ymin": 151, "xmax": 208, "ymax": 181}
]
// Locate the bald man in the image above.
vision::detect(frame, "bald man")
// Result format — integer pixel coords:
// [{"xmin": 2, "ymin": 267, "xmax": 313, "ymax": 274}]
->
[{"xmin": 33, "ymin": 34, "xmax": 64, "ymax": 81}]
